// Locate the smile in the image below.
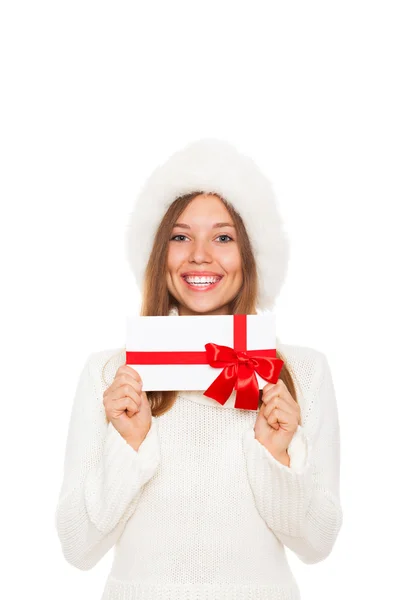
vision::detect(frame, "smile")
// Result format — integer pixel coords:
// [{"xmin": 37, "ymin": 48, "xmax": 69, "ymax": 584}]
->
[{"xmin": 181, "ymin": 275, "xmax": 223, "ymax": 291}]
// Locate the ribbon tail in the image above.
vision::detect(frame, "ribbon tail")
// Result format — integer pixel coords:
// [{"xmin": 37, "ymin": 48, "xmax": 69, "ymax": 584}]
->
[
  {"xmin": 204, "ymin": 364, "xmax": 236, "ymax": 406},
  {"xmin": 234, "ymin": 363, "xmax": 259, "ymax": 410}
]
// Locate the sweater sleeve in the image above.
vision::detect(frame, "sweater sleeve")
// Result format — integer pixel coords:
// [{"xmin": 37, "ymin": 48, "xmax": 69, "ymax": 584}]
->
[
  {"xmin": 55, "ymin": 352, "xmax": 161, "ymax": 570},
  {"xmin": 242, "ymin": 351, "xmax": 343, "ymax": 564}
]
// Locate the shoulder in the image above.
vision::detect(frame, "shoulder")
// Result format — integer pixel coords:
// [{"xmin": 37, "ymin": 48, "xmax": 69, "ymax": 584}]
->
[
  {"xmin": 277, "ymin": 340, "xmax": 327, "ymax": 374},
  {"xmin": 276, "ymin": 339, "xmax": 331, "ymax": 397},
  {"xmin": 277, "ymin": 340, "xmax": 337, "ymax": 430},
  {"xmin": 85, "ymin": 347, "xmax": 126, "ymax": 392}
]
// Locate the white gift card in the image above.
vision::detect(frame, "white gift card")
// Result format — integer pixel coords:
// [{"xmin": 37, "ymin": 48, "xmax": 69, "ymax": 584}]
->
[{"xmin": 126, "ymin": 313, "xmax": 277, "ymax": 393}]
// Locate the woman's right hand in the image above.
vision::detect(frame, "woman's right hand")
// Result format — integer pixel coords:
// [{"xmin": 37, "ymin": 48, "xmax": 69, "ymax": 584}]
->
[{"xmin": 103, "ymin": 365, "xmax": 152, "ymax": 449}]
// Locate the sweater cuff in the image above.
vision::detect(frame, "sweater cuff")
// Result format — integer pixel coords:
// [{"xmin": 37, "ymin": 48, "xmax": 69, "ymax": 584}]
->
[
  {"xmin": 287, "ymin": 424, "xmax": 309, "ymax": 473},
  {"xmin": 105, "ymin": 416, "xmax": 161, "ymax": 484},
  {"xmin": 84, "ymin": 416, "xmax": 161, "ymax": 534},
  {"xmin": 242, "ymin": 425, "xmax": 313, "ymax": 536}
]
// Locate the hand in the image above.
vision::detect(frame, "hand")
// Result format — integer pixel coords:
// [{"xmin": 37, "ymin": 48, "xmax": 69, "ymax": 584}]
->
[
  {"xmin": 253, "ymin": 378, "xmax": 301, "ymax": 459},
  {"xmin": 103, "ymin": 365, "xmax": 152, "ymax": 449}
]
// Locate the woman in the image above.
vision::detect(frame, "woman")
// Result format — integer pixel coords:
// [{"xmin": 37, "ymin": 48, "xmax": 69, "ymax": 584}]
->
[{"xmin": 55, "ymin": 139, "xmax": 343, "ymax": 599}]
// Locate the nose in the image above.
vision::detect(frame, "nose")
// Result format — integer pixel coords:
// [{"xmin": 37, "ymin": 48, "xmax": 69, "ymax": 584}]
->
[{"xmin": 189, "ymin": 238, "xmax": 212, "ymax": 264}]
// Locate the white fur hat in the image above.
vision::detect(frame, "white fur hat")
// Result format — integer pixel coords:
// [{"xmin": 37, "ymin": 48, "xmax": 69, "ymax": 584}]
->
[{"xmin": 125, "ymin": 138, "xmax": 290, "ymax": 311}]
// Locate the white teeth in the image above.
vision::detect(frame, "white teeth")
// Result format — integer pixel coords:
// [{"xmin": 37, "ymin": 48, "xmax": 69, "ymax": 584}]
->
[{"xmin": 184, "ymin": 276, "xmax": 220, "ymax": 284}]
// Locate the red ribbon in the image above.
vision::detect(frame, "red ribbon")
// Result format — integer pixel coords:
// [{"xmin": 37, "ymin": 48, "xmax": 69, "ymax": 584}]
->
[
  {"xmin": 126, "ymin": 314, "xmax": 284, "ymax": 410},
  {"xmin": 203, "ymin": 315, "xmax": 284, "ymax": 409}
]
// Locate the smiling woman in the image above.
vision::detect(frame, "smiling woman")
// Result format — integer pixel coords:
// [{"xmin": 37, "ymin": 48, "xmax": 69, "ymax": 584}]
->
[{"xmin": 55, "ymin": 138, "xmax": 343, "ymax": 600}]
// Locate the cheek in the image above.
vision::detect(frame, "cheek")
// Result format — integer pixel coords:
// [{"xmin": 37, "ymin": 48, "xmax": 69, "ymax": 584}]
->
[
  {"xmin": 167, "ymin": 244, "xmax": 186, "ymax": 270},
  {"xmin": 217, "ymin": 248, "xmax": 242, "ymax": 274}
]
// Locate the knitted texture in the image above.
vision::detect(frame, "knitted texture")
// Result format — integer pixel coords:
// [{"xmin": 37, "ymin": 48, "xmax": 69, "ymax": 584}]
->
[{"xmin": 55, "ymin": 342, "xmax": 342, "ymax": 599}]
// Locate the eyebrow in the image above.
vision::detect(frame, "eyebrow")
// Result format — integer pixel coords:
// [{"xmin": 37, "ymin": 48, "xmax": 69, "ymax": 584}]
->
[{"xmin": 172, "ymin": 222, "xmax": 236, "ymax": 229}]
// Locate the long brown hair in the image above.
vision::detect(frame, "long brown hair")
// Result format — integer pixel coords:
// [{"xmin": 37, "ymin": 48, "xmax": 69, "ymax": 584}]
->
[{"xmin": 135, "ymin": 191, "xmax": 299, "ymax": 418}]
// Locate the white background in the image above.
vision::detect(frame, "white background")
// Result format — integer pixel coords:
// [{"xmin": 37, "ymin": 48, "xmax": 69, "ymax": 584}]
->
[{"xmin": 1, "ymin": 1, "xmax": 399, "ymax": 598}]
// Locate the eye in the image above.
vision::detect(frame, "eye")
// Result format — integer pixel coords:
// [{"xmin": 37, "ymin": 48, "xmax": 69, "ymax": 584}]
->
[
  {"xmin": 216, "ymin": 235, "xmax": 233, "ymax": 243},
  {"xmin": 170, "ymin": 234, "xmax": 189, "ymax": 242}
]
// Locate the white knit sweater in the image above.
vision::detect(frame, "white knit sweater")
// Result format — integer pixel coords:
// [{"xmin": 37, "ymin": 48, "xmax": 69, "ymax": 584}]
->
[{"xmin": 55, "ymin": 336, "xmax": 343, "ymax": 599}]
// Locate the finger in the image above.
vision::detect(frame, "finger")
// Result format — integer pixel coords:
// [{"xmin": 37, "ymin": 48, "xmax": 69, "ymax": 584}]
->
[
  {"xmin": 109, "ymin": 396, "xmax": 140, "ymax": 417},
  {"xmin": 108, "ymin": 396, "xmax": 140, "ymax": 418},
  {"xmin": 264, "ymin": 402, "xmax": 300, "ymax": 431},
  {"xmin": 263, "ymin": 377, "xmax": 286, "ymax": 389},
  {"xmin": 262, "ymin": 384, "xmax": 293, "ymax": 408},
  {"xmin": 261, "ymin": 380, "xmax": 286, "ymax": 400},
  {"xmin": 261, "ymin": 405, "xmax": 279, "ymax": 430},
  {"xmin": 107, "ymin": 373, "xmax": 143, "ymax": 397},
  {"xmin": 104, "ymin": 383, "xmax": 142, "ymax": 408},
  {"xmin": 124, "ymin": 397, "xmax": 140, "ymax": 418},
  {"xmin": 116, "ymin": 365, "xmax": 143, "ymax": 385},
  {"xmin": 265, "ymin": 395, "xmax": 301, "ymax": 429},
  {"xmin": 264, "ymin": 395, "xmax": 298, "ymax": 424},
  {"xmin": 262, "ymin": 382, "xmax": 276, "ymax": 393},
  {"xmin": 264, "ymin": 406, "xmax": 289, "ymax": 428},
  {"xmin": 262, "ymin": 387, "xmax": 288, "ymax": 412}
]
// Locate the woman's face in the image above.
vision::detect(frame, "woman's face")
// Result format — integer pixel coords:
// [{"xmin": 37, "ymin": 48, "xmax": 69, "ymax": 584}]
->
[{"xmin": 166, "ymin": 194, "xmax": 243, "ymax": 315}]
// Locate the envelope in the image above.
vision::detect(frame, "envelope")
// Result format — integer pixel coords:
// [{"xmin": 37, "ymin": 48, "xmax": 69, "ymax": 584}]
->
[{"xmin": 126, "ymin": 313, "xmax": 283, "ymax": 410}]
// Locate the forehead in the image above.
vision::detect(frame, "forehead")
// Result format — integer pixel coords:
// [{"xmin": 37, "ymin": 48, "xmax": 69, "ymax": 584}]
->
[{"xmin": 178, "ymin": 193, "xmax": 231, "ymax": 220}]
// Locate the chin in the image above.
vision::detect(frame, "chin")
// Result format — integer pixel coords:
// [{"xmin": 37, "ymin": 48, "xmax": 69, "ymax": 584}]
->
[{"xmin": 180, "ymin": 298, "xmax": 233, "ymax": 316}]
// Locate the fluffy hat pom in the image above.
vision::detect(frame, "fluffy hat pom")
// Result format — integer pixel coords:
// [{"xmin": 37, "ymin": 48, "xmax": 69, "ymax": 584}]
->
[{"xmin": 125, "ymin": 138, "xmax": 290, "ymax": 311}]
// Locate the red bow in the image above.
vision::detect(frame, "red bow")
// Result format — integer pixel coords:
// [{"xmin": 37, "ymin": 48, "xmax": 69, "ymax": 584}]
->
[{"xmin": 203, "ymin": 343, "xmax": 284, "ymax": 410}]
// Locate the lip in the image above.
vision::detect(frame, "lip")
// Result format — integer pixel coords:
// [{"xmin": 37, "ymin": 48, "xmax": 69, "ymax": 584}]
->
[{"xmin": 181, "ymin": 271, "xmax": 223, "ymax": 277}]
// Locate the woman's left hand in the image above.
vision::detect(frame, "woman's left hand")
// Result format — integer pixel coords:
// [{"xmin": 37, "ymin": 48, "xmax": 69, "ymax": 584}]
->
[{"xmin": 254, "ymin": 379, "xmax": 301, "ymax": 459}]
